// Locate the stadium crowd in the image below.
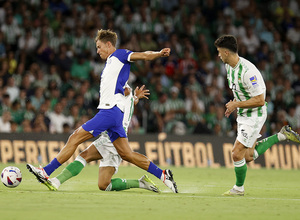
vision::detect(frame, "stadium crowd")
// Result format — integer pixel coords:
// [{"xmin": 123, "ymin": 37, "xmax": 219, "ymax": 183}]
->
[{"xmin": 0, "ymin": 0, "xmax": 300, "ymax": 137}]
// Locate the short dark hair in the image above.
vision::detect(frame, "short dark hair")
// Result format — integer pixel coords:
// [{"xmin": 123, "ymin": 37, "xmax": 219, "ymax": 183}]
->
[{"xmin": 214, "ymin": 35, "xmax": 238, "ymax": 53}]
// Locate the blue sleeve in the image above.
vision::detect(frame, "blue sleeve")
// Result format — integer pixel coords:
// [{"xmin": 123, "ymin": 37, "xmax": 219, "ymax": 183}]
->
[{"xmin": 113, "ymin": 49, "xmax": 133, "ymax": 64}]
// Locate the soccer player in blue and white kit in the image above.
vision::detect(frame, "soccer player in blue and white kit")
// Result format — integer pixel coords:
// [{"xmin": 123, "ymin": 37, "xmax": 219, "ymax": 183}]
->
[
  {"xmin": 214, "ymin": 35, "xmax": 300, "ymax": 196},
  {"xmin": 41, "ymin": 84, "xmax": 160, "ymax": 193},
  {"xmin": 27, "ymin": 29, "xmax": 178, "ymax": 193}
]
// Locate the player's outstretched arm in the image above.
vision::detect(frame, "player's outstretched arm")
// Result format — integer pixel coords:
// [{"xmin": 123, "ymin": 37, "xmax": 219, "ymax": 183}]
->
[{"xmin": 130, "ymin": 48, "xmax": 171, "ymax": 61}]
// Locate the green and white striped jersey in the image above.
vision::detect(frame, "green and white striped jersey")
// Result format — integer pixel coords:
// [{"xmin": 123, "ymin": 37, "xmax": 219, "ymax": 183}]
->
[{"xmin": 226, "ymin": 57, "xmax": 266, "ymax": 117}]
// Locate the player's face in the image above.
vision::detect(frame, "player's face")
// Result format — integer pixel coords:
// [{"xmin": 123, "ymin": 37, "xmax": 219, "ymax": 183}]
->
[
  {"xmin": 96, "ymin": 40, "xmax": 110, "ymax": 60},
  {"xmin": 217, "ymin": 47, "xmax": 229, "ymax": 64}
]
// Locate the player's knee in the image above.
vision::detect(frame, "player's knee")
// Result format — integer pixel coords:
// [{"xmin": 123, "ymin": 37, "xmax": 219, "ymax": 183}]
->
[
  {"xmin": 79, "ymin": 151, "xmax": 90, "ymax": 163},
  {"xmin": 118, "ymin": 151, "xmax": 134, "ymax": 162},
  {"xmin": 98, "ymin": 181, "xmax": 110, "ymax": 191},
  {"xmin": 232, "ymin": 150, "xmax": 242, "ymax": 162}
]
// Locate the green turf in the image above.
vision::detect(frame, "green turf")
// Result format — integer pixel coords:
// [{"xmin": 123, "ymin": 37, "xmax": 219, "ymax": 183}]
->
[{"xmin": 0, "ymin": 163, "xmax": 299, "ymax": 220}]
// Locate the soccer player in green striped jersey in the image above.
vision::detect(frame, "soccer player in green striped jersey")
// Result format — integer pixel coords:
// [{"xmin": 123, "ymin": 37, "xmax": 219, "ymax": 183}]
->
[{"xmin": 215, "ymin": 35, "xmax": 300, "ymax": 196}]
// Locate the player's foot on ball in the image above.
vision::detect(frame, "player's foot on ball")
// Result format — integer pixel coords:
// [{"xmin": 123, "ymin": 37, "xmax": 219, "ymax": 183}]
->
[
  {"xmin": 162, "ymin": 169, "xmax": 178, "ymax": 193},
  {"xmin": 26, "ymin": 163, "xmax": 49, "ymax": 183},
  {"xmin": 223, "ymin": 186, "xmax": 244, "ymax": 196},
  {"xmin": 139, "ymin": 175, "xmax": 160, "ymax": 193},
  {"xmin": 280, "ymin": 125, "xmax": 300, "ymax": 143}
]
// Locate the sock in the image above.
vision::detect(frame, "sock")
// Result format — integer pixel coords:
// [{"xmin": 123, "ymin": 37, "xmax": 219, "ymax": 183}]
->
[
  {"xmin": 147, "ymin": 162, "xmax": 163, "ymax": 179},
  {"xmin": 43, "ymin": 158, "xmax": 62, "ymax": 176},
  {"xmin": 109, "ymin": 178, "xmax": 139, "ymax": 191},
  {"xmin": 253, "ymin": 149, "xmax": 259, "ymax": 160},
  {"xmin": 234, "ymin": 158, "xmax": 247, "ymax": 187},
  {"xmin": 56, "ymin": 160, "xmax": 85, "ymax": 184},
  {"xmin": 255, "ymin": 134, "xmax": 279, "ymax": 156},
  {"xmin": 50, "ymin": 177, "xmax": 61, "ymax": 189},
  {"xmin": 277, "ymin": 132, "xmax": 286, "ymax": 141}
]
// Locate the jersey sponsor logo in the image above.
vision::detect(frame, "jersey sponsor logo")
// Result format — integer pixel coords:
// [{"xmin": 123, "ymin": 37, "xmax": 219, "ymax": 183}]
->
[
  {"xmin": 241, "ymin": 129, "xmax": 248, "ymax": 139},
  {"xmin": 250, "ymin": 75, "xmax": 258, "ymax": 87}
]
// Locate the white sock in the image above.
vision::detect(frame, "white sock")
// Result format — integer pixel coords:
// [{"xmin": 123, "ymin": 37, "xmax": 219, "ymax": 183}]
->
[
  {"xmin": 253, "ymin": 149, "xmax": 259, "ymax": 160},
  {"xmin": 105, "ymin": 183, "xmax": 112, "ymax": 191},
  {"xmin": 233, "ymin": 185, "xmax": 244, "ymax": 191},
  {"xmin": 277, "ymin": 133, "xmax": 286, "ymax": 141},
  {"xmin": 50, "ymin": 177, "xmax": 61, "ymax": 189},
  {"xmin": 75, "ymin": 155, "xmax": 87, "ymax": 167}
]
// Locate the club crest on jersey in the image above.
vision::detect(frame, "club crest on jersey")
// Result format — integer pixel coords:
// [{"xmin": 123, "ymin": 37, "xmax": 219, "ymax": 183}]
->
[{"xmin": 250, "ymin": 75, "xmax": 258, "ymax": 87}]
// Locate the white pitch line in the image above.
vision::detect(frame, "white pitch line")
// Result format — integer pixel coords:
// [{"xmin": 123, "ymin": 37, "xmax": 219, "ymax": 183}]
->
[{"xmin": 2, "ymin": 190, "xmax": 300, "ymax": 202}]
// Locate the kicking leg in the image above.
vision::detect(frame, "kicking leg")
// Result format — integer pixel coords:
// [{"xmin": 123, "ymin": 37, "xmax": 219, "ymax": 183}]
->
[
  {"xmin": 113, "ymin": 137, "xmax": 178, "ymax": 193},
  {"xmin": 27, "ymin": 126, "xmax": 93, "ymax": 182},
  {"xmin": 42, "ymin": 143, "xmax": 102, "ymax": 191}
]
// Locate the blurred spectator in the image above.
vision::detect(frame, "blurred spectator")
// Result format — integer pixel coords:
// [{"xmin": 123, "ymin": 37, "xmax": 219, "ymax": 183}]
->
[
  {"xmin": 48, "ymin": 102, "xmax": 69, "ymax": 134},
  {"xmin": 70, "ymin": 55, "xmax": 92, "ymax": 81},
  {"xmin": 241, "ymin": 27, "xmax": 260, "ymax": 55},
  {"xmin": 0, "ymin": 111, "xmax": 11, "ymax": 132},
  {"xmin": 164, "ymin": 86, "xmax": 186, "ymax": 133},
  {"xmin": 62, "ymin": 122, "xmax": 71, "ymax": 134},
  {"xmin": 150, "ymin": 92, "xmax": 169, "ymax": 132},
  {"xmin": 30, "ymin": 87, "xmax": 45, "ymax": 110},
  {"xmin": 0, "ymin": 93, "xmax": 11, "ymax": 114},
  {"xmin": 18, "ymin": 29, "xmax": 38, "ymax": 53},
  {"xmin": 32, "ymin": 113, "xmax": 48, "ymax": 132},
  {"xmin": 10, "ymin": 100, "xmax": 24, "ymax": 125},
  {"xmin": 139, "ymin": 32, "xmax": 158, "ymax": 51},
  {"xmin": 287, "ymin": 17, "xmax": 300, "ymax": 45},
  {"xmin": 1, "ymin": 13, "xmax": 21, "ymax": 51},
  {"xmin": 6, "ymin": 76, "xmax": 20, "ymax": 102}
]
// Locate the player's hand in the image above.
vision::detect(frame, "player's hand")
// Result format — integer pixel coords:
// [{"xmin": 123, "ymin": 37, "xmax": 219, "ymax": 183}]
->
[
  {"xmin": 225, "ymin": 99, "xmax": 237, "ymax": 118},
  {"xmin": 134, "ymin": 85, "xmax": 150, "ymax": 100},
  {"xmin": 160, "ymin": 48, "xmax": 171, "ymax": 57}
]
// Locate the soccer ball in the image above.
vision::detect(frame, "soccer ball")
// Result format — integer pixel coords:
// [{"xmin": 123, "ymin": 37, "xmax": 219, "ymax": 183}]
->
[{"xmin": 1, "ymin": 166, "xmax": 22, "ymax": 188}]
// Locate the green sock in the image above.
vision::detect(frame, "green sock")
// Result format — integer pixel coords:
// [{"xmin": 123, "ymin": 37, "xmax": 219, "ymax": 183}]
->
[
  {"xmin": 255, "ymin": 134, "xmax": 279, "ymax": 156},
  {"xmin": 110, "ymin": 178, "xmax": 139, "ymax": 191},
  {"xmin": 234, "ymin": 159, "xmax": 247, "ymax": 187},
  {"xmin": 56, "ymin": 161, "xmax": 84, "ymax": 184}
]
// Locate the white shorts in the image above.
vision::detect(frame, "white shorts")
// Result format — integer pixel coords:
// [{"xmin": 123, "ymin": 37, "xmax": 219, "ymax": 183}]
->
[
  {"xmin": 236, "ymin": 112, "xmax": 267, "ymax": 148},
  {"xmin": 93, "ymin": 133, "xmax": 122, "ymax": 174}
]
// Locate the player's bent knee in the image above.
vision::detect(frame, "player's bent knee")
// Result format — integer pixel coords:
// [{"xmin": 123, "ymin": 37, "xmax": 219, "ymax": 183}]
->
[
  {"xmin": 98, "ymin": 181, "xmax": 110, "ymax": 191},
  {"xmin": 232, "ymin": 151, "xmax": 243, "ymax": 162}
]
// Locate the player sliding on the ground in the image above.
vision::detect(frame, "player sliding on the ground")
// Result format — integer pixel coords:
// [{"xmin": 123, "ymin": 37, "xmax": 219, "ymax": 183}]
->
[
  {"xmin": 214, "ymin": 35, "xmax": 300, "ymax": 196},
  {"xmin": 29, "ymin": 85, "xmax": 160, "ymax": 193},
  {"xmin": 27, "ymin": 29, "xmax": 178, "ymax": 193}
]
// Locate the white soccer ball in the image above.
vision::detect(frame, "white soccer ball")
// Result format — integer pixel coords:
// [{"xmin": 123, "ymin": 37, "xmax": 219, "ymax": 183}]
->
[{"xmin": 1, "ymin": 166, "xmax": 22, "ymax": 188}]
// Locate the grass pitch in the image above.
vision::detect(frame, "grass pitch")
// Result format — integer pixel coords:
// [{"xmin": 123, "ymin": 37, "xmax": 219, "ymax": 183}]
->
[{"xmin": 0, "ymin": 163, "xmax": 299, "ymax": 220}]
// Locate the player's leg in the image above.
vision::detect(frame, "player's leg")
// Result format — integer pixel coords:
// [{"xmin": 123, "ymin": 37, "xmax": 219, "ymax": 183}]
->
[
  {"xmin": 42, "ymin": 143, "xmax": 102, "ymax": 191},
  {"xmin": 27, "ymin": 110, "xmax": 110, "ymax": 182},
  {"xmin": 27, "ymin": 126, "xmax": 93, "ymax": 183},
  {"xmin": 231, "ymin": 140, "xmax": 247, "ymax": 192},
  {"xmin": 253, "ymin": 125, "xmax": 300, "ymax": 160},
  {"xmin": 98, "ymin": 160, "xmax": 160, "ymax": 193},
  {"xmin": 245, "ymin": 125, "xmax": 300, "ymax": 162},
  {"xmin": 113, "ymin": 137, "xmax": 178, "ymax": 193}
]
